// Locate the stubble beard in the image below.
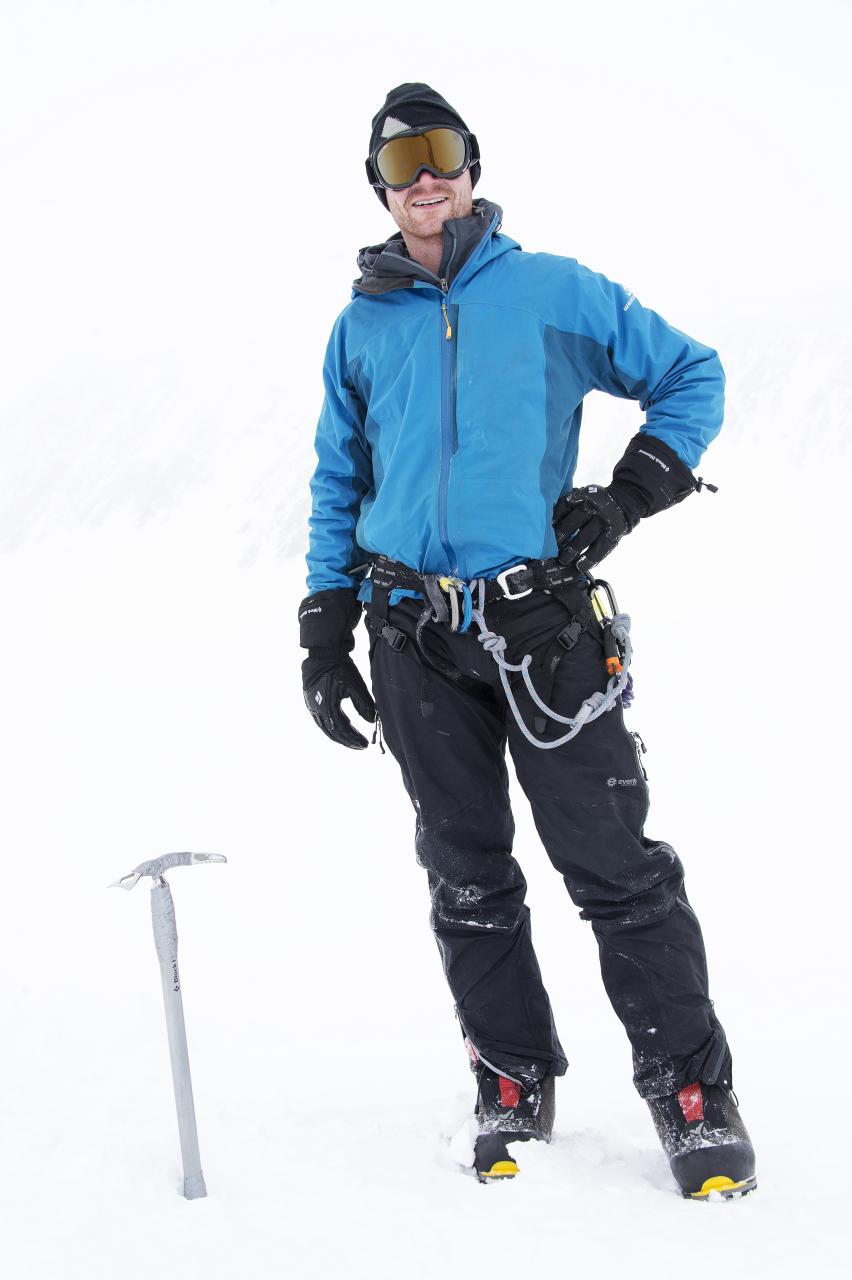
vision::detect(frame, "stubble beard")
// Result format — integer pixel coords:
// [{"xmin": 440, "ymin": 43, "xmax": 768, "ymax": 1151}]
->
[{"xmin": 392, "ymin": 185, "xmax": 474, "ymax": 243}]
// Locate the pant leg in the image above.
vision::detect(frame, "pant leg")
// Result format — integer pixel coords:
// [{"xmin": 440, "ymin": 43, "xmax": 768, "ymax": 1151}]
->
[
  {"xmin": 503, "ymin": 594, "xmax": 731, "ymax": 1099},
  {"xmin": 368, "ymin": 604, "xmax": 567, "ymax": 1086}
]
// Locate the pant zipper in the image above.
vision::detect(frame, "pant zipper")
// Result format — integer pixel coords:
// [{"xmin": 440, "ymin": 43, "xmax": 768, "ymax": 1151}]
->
[{"xmin": 631, "ymin": 730, "xmax": 648, "ymax": 780}]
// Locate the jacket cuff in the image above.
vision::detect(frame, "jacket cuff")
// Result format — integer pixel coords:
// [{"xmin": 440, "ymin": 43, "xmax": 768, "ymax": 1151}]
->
[
  {"xmin": 611, "ymin": 433, "xmax": 699, "ymax": 521},
  {"xmin": 298, "ymin": 588, "xmax": 362, "ymax": 651}
]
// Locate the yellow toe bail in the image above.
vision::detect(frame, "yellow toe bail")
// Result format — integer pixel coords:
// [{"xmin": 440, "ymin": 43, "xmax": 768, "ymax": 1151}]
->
[
  {"xmin": 480, "ymin": 1159, "xmax": 519, "ymax": 1180},
  {"xmin": 690, "ymin": 1175, "xmax": 754, "ymax": 1199}
]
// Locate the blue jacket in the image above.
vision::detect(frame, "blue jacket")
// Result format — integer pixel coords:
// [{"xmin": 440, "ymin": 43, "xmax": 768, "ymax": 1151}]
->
[{"xmin": 305, "ymin": 200, "xmax": 724, "ymax": 600}]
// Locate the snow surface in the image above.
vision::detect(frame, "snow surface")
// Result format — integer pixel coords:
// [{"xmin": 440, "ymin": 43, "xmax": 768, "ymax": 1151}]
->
[{"xmin": 1, "ymin": 3, "xmax": 851, "ymax": 1277}]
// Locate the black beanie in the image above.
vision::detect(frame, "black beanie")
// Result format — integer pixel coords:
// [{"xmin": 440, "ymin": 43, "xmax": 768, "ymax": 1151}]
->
[{"xmin": 366, "ymin": 82, "xmax": 481, "ymax": 207}]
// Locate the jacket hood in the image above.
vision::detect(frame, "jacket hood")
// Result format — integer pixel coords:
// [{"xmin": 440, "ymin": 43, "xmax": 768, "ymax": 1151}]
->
[{"xmin": 353, "ymin": 198, "xmax": 504, "ymax": 295}]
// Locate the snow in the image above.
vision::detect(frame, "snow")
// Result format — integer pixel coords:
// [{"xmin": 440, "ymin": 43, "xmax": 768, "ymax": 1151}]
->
[{"xmin": 1, "ymin": 2, "xmax": 851, "ymax": 1277}]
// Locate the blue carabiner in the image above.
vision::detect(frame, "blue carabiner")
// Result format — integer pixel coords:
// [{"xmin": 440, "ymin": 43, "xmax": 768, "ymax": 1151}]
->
[{"xmin": 457, "ymin": 582, "xmax": 473, "ymax": 634}]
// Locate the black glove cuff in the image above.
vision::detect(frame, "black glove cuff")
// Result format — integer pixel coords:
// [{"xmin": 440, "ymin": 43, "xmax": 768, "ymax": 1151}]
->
[
  {"xmin": 611, "ymin": 433, "xmax": 699, "ymax": 520},
  {"xmin": 298, "ymin": 588, "xmax": 362, "ymax": 651}
]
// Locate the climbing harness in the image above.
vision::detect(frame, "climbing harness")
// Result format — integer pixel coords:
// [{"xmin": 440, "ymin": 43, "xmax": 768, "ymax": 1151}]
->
[{"xmin": 366, "ymin": 556, "xmax": 634, "ymax": 750}]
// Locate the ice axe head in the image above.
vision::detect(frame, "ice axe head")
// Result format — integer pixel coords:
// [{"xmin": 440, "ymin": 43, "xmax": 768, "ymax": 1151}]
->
[{"xmin": 109, "ymin": 852, "xmax": 227, "ymax": 890}]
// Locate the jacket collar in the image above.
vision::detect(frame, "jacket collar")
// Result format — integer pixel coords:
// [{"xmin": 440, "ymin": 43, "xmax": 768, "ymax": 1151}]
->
[{"xmin": 353, "ymin": 198, "xmax": 511, "ymax": 296}]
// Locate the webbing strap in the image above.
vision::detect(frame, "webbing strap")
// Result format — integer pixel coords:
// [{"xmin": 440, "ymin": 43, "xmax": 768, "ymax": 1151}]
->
[
  {"xmin": 371, "ymin": 581, "xmax": 390, "ymax": 621},
  {"xmin": 367, "ymin": 554, "xmax": 582, "ymax": 606}
]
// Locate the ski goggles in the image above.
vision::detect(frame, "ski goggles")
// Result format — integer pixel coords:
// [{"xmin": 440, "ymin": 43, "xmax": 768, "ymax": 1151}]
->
[{"xmin": 369, "ymin": 126, "xmax": 474, "ymax": 191}]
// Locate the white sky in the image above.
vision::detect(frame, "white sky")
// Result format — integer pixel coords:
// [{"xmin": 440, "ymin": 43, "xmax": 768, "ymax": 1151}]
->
[{"xmin": 1, "ymin": 0, "xmax": 850, "ymax": 385}]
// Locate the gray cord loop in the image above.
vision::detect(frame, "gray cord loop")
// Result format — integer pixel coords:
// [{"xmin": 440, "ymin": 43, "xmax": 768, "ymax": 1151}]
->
[
  {"xmin": 417, "ymin": 574, "xmax": 449, "ymax": 652},
  {"xmin": 415, "ymin": 574, "xmax": 466, "ymax": 684},
  {"xmin": 408, "ymin": 572, "xmax": 633, "ymax": 748},
  {"xmin": 423, "ymin": 574, "xmax": 449, "ymax": 624},
  {"xmin": 466, "ymin": 576, "xmax": 633, "ymax": 750}
]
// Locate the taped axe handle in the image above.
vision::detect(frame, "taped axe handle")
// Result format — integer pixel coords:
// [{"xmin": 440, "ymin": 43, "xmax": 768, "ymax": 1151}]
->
[{"xmin": 151, "ymin": 880, "xmax": 207, "ymax": 1199}]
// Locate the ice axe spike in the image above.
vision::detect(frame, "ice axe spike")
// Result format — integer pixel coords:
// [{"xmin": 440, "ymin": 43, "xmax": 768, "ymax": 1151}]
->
[{"xmin": 111, "ymin": 851, "xmax": 227, "ymax": 1199}]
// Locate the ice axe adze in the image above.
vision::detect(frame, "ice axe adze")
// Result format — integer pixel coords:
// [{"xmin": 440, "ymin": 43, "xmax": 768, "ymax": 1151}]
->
[{"xmin": 111, "ymin": 852, "xmax": 227, "ymax": 1199}]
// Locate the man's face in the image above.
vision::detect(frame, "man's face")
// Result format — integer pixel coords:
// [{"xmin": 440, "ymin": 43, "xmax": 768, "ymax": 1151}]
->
[{"xmin": 386, "ymin": 166, "xmax": 474, "ymax": 239}]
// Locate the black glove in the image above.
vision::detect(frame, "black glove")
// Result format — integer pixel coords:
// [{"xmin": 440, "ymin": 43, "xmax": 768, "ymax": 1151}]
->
[
  {"xmin": 302, "ymin": 652, "xmax": 376, "ymax": 749},
  {"xmin": 298, "ymin": 588, "xmax": 376, "ymax": 750},
  {"xmin": 553, "ymin": 484, "xmax": 635, "ymax": 575},
  {"xmin": 553, "ymin": 432, "xmax": 704, "ymax": 574}
]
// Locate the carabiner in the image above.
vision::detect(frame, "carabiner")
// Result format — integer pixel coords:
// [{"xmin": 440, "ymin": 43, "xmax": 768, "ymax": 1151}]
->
[
  {"xmin": 589, "ymin": 576, "xmax": 620, "ymax": 624},
  {"xmin": 438, "ymin": 575, "xmax": 473, "ymax": 633},
  {"xmin": 587, "ymin": 576, "xmax": 624, "ymax": 677}
]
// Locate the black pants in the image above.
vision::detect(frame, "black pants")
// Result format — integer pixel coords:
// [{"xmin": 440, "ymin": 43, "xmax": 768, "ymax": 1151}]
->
[{"xmin": 366, "ymin": 587, "xmax": 731, "ymax": 1099}]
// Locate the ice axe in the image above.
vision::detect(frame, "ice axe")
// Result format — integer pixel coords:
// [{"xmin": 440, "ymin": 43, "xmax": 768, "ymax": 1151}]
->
[{"xmin": 111, "ymin": 851, "xmax": 227, "ymax": 1198}]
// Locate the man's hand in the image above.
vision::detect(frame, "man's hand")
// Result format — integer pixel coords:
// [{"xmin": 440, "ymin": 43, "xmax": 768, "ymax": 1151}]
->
[
  {"xmin": 298, "ymin": 586, "xmax": 376, "ymax": 749},
  {"xmin": 553, "ymin": 484, "xmax": 637, "ymax": 574},
  {"xmin": 302, "ymin": 652, "xmax": 376, "ymax": 749},
  {"xmin": 553, "ymin": 433, "xmax": 703, "ymax": 574}
]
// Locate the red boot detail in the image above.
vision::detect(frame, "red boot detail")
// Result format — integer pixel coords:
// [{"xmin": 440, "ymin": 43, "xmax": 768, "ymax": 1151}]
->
[
  {"xmin": 677, "ymin": 1083, "xmax": 704, "ymax": 1124},
  {"xmin": 498, "ymin": 1076, "xmax": 522, "ymax": 1108}
]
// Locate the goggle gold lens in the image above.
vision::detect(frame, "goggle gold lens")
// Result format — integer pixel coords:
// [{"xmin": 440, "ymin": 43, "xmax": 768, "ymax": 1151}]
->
[{"xmin": 374, "ymin": 128, "xmax": 468, "ymax": 189}]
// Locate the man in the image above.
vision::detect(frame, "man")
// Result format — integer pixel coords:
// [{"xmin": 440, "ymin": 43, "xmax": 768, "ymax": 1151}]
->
[{"xmin": 299, "ymin": 83, "xmax": 756, "ymax": 1198}]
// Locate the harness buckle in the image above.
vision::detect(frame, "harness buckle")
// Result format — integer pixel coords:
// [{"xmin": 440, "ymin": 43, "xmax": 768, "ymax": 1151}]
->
[
  {"xmin": 380, "ymin": 623, "xmax": 407, "ymax": 652},
  {"xmin": 557, "ymin": 621, "xmax": 583, "ymax": 651},
  {"xmin": 496, "ymin": 564, "xmax": 532, "ymax": 600}
]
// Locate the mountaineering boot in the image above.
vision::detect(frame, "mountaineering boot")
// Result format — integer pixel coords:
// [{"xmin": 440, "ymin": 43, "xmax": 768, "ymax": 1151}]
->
[
  {"xmin": 647, "ymin": 1082, "xmax": 757, "ymax": 1200},
  {"xmin": 473, "ymin": 1064, "xmax": 556, "ymax": 1183}
]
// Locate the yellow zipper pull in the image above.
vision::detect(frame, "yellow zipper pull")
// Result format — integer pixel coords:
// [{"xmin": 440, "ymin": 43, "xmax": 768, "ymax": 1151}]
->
[{"xmin": 441, "ymin": 301, "xmax": 452, "ymax": 340}]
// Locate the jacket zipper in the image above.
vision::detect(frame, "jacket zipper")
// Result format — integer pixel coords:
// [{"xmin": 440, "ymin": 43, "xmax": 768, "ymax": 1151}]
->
[
  {"xmin": 437, "ymin": 275, "xmax": 459, "ymax": 574},
  {"xmin": 440, "ymin": 299, "xmax": 452, "ymax": 339},
  {"xmin": 409, "ymin": 218, "xmax": 478, "ymax": 579}
]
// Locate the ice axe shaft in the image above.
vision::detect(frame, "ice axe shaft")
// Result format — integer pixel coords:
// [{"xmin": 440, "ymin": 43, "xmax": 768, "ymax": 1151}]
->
[
  {"xmin": 151, "ymin": 877, "xmax": 206, "ymax": 1198},
  {"xmin": 112, "ymin": 851, "xmax": 226, "ymax": 1199}
]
